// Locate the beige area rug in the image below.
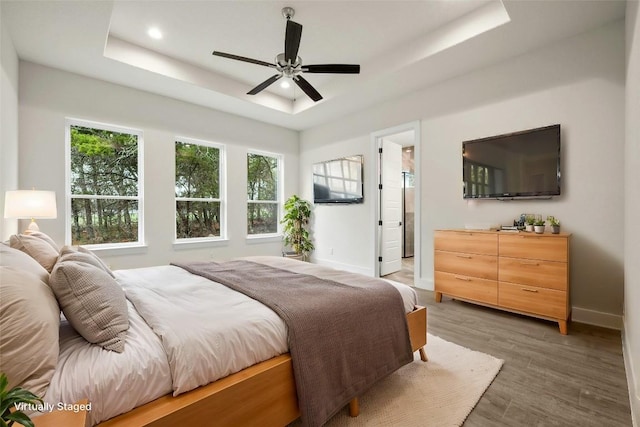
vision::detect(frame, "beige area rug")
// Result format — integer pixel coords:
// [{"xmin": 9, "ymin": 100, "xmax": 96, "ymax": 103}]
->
[{"xmin": 323, "ymin": 333, "xmax": 504, "ymax": 426}]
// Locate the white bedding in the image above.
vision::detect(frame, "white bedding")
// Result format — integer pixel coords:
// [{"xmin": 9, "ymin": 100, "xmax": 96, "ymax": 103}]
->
[
  {"xmin": 119, "ymin": 265, "xmax": 289, "ymax": 396},
  {"xmin": 43, "ymin": 301, "xmax": 172, "ymax": 426},
  {"xmin": 44, "ymin": 261, "xmax": 418, "ymax": 426}
]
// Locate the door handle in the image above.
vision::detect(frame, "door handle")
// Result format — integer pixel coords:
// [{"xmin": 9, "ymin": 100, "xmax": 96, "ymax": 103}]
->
[{"xmin": 399, "ymin": 221, "xmax": 402, "ymax": 226}]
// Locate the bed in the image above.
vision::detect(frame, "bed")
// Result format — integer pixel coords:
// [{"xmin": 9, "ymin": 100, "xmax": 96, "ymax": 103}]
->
[{"xmin": 0, "ymin": 235, "xmax": 427, "ymax": 427}]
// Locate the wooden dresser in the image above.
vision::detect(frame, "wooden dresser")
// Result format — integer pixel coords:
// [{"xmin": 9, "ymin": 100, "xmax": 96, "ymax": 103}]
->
[{"xmin": 434, "ymin": 229, "xmax": 571, "ymax": 334}]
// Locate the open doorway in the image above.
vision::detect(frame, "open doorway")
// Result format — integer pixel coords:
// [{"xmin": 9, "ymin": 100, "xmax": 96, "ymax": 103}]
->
[{"xmin": 370, "ymin": 122, "xmax": 421, "ymax": 287}]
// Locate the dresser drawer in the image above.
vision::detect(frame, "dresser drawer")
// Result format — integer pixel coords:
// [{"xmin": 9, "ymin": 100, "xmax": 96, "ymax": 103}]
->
[
  {"xmin": 499, "ymin": 257, "xmax": 567, "ymax": 291},
  {"xmin": 434, "ymin": 231, "xmax": 498, "ymax": 256},
  {"xmin": 435, "ymin": 250, "xmax": 497, "ymax": 280},
  {"xmin": 498, "ymin": 282, "xmax": 567, "ymax": 319},
  {"xmin": 499, "ymin": 234, "xmax": 568, "ymax": 262},
  {"xmin": 435, "ymin": 271, "xmax": 497, "ymax": 305}
]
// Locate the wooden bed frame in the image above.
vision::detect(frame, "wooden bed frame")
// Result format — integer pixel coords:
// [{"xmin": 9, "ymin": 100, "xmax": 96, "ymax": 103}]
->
[{"xmin": 99, "ymin": 305, "xmax": 427, "ymax": 427}]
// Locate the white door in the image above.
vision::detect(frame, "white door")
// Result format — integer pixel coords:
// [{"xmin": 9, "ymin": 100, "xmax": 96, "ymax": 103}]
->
[{"xmin": 380, "ymin": 139, "xmax": 403, "ymax": 276}]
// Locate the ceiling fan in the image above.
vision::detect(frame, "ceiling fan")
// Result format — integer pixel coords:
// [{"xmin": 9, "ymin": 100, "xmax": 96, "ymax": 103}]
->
[{"xmin": 212, "ymin": 7, "xmax": 360, "ymax": 102}]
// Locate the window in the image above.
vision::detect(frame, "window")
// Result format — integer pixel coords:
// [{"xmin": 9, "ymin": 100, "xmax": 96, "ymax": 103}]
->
[
  {"xmin": 175, "ymin": 138, "xmax": 225, "ymax": 240},
  {"xmin": 247, "ymin": 151, "xmax": 281, "ymax": 235},
  {"xmin": 66, "ymin": 119, "xmax": 143, "ymax": 246}
]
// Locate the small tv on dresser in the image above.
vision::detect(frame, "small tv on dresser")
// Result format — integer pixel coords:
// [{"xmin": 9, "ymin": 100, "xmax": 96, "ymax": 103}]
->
[{"xmin": 463, "ymin": 124, "xmax": 561, "ymax": 199}]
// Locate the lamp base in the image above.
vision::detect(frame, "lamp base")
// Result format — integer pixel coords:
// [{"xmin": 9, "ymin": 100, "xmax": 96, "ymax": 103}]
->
[{"xmin": 25, "ymin": 219, "xmax": 40, "ymax": 233}]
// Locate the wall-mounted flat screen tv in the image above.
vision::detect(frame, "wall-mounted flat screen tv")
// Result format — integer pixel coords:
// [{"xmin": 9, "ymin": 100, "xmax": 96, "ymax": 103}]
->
[
  {"xmin": 463, "ymin": 124, "xmax": 561, "ymax": 199},
  {"xmin": 313, "ymin": 155, "xmax": 364, "ymax": 204}
]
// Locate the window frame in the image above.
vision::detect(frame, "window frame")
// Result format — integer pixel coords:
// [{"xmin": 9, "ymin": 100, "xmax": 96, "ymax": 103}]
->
[
  {"xmin": 174, "ymin": 136, "xmax": 227, "ymax": 243},
  {"xmin": 246, "ymin": 149, "xmax": 283, "ymax": 238},
  {"xmin": 65, "ymin": 118, "xmax": 145, "ymax": 249}
]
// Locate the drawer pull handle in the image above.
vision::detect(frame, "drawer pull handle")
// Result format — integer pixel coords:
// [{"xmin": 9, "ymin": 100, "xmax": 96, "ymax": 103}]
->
[
  {"xmin": 521, "ymin": 288, "xmax": 539, "ymax": 293},
  {"xmin": 456, "ymin": 255, "xmax": 472, "ymax": 259},
  {"xmin": 520, "ymin": 261, "xmax": 540, "ymax": 266},
  {"xmin": 454, "ymin": 276, "xmax": 471, "ymax": 282}
]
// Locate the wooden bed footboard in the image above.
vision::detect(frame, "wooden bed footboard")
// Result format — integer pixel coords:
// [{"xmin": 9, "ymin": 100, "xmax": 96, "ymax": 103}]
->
[{"xmin": 99, "ymin": 306, "xmax": 427, "ymax": 427}]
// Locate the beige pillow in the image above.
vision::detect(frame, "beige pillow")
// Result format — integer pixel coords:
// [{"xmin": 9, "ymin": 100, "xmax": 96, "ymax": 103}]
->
[
  {"xmin": 57, "ymin": 246, "xmax": 115, "ymax": 278},
  {"xmin": 9, "ymin": 234, "xmax": 59, "ymax": 273},
  {"xmin": 77, "ymin": 246, "xmax": 115, "ymax": 278},
  {"xmin": 0, "ymin": 243, "xmax": 50, "ymax": 284},
  {"xmin": 0, "ymin": 267, "xmax": 60, "ymax": 397},
  {"xmin": 23, "ymin": 230, "xmax": 59, "ymax": 251},
  {"xmin": 49, "ymin": 257, "xmax": 128, "ymax": 353}
]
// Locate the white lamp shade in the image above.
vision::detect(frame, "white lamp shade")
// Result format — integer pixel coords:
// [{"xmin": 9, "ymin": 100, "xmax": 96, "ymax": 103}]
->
[{"xmin": 4, "ymin": 190, "xmax": 57, "ymax": 219}]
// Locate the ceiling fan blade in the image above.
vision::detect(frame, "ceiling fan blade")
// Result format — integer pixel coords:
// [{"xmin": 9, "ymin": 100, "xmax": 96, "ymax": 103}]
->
[
  {"xmin": 212, "ymin": 51, "xmax": 275, "ymax": 68},
  {"xmin": 247, "ymin": 74, "xmax": 282, "ymax": 95},
  {"xmin": 303, "ymin": 64, "xmax": 360, "ymax": 74},
  {"xmin": 284, "ymin": 20, "xmax": 303, "ymax": 63},
  {"xmin": 294, "ymin": 75, "xmax": 322, "ymax": 102}
]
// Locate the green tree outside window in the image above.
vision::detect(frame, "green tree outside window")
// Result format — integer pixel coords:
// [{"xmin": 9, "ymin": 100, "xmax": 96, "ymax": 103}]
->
[
  {"xmin": 68, "ymin": 123, "xmax": 141, "ymax": 245},
  {"xmin": 247, "ymin": 152, "xmax": 280, "ymax": 235}
]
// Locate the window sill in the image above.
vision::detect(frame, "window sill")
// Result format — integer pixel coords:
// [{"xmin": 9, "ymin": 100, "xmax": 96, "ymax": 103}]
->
[
  {"xmin": 173, "ymin": 238, "xmax": 229, "ymax": 250},
  {"xmin": 245, "ymin": 234, "xmax": 282, "ymax": 244},
  {"xmin": 80, "ymin": 243, "xmax": 148, "ymax": 256}
]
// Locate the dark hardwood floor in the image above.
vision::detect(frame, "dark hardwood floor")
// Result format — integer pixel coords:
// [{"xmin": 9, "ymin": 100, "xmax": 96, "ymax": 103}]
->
[
  {"xmin": 413, "ymin": 289, "xmax": 632, "ymax": 426},
  {"xmin": 382, "ymin": 258, "xmax": 631, "ymax": 425}
]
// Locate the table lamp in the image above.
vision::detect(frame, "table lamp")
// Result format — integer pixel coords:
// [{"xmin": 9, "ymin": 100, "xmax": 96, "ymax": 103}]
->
[{"xmin": 4, "ymin": 190, "xmax": 57, "ymax": 233}]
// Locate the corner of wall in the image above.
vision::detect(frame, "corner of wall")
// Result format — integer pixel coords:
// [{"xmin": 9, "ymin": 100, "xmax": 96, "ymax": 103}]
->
[
  {"xmin": 0, "ymin": 11, "xmax": 20, "ymax": 240},
  {"xmin": 623, "ymin": 321, "xmax": 640, "ymax": 426},
  {"xmin": 570, "ymin": 306, "xmax": 623, "ymax": 330}
]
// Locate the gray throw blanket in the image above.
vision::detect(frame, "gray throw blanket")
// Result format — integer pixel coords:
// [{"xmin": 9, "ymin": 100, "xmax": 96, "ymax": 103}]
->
[{"xmin": 174, "ymin": 260, "xmax": 413, "ymax": 427}]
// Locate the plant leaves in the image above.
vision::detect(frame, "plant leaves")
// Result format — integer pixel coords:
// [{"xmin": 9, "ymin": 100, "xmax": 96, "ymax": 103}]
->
[{"xmin": 5, "ymin": 411, "xmax": 35, "ymax": 427}]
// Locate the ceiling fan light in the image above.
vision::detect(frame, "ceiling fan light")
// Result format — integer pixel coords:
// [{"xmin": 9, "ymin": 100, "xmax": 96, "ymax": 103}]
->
[{"xmin": 280, "ymin": 80, "xmax": 291, "ymax": 89}]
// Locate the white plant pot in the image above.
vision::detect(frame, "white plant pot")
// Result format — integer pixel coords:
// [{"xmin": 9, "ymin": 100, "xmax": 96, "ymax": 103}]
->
[
  {"xmin": 525, "ymin": 224, "xmax": 534, "ymax": 232},
  {"xmin": 551, "ymin": 225, "xmax": 560, "ymax": 234},
  {"xmin": 534, "ymin": 225, "xmax": 545, "ymax": 234}
]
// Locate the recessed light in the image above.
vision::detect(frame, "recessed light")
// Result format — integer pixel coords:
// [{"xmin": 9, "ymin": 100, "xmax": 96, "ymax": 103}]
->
[
  {"xmin": 280, "ymin": 80, "xmax": 291, "ymax": 89},
  {"xmin": 148, "ymin": 27, "xmax": 163, "ymax": 40}
]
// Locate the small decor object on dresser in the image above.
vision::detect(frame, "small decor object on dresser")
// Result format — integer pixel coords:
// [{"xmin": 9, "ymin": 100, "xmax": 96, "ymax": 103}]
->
[
  {"xmin": 547, "ymin": 216, "xmax": 560, "ymax": 234},
  {"xmin": 533, "ymin": 219, "xmax": 546, "ymax": 234},
  {"xmin": 524, "ymin": 215, "xmax": 536, "ymax": 232}
]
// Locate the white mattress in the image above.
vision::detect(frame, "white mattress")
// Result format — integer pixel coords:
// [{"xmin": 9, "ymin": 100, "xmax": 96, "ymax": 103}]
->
[{"xmin": 43, "ymin": 263, "xmax": 418, "ymax": 426}]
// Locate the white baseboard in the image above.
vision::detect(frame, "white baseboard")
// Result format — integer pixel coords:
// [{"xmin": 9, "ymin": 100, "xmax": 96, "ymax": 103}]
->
[
  {"xmin": 311, "ymin": 257, "xmax": 374, "ymax": 276},
  {"xmin": 571, "ymin": 306, "xmax": 623, "ymax": 330},
  {"xmin": 623, "ymin": 321, "xmax": 640, "ymax": 427}
]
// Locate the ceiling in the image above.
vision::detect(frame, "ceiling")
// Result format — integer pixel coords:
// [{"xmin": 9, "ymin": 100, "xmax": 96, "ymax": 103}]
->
[{"xmin": 1, "ymin": 1, "xmax": 626, "ymax": 131}]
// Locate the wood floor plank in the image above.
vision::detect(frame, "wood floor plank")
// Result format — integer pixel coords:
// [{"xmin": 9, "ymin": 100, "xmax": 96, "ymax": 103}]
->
[{"xmin": 413, "ymin": 287, "xmax": 632, "ymax": 426}]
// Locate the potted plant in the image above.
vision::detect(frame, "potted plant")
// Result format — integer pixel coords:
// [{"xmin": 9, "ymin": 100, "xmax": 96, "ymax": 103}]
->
[
  {"xmin": 534, "ymin": 219, "xmax": 546, "ymax": 234},
  {"xmin": 547, "ymin": 216, "xmax": 560, "ymax": 234},
  {"xmin": 1, "ymin": 373, "xmax": 43, "ymax": 427},
  {"xmin": 524, "ymin": 215, "xmax": 536, "ymax": 232},
  {"xmin": 281, "ymin": 195, "xmax": 314, "ymax": 261}
]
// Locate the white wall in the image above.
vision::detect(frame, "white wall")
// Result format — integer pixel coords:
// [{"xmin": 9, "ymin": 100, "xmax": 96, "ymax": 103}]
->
[
  {"xmin": 625, "ymin": 0, "xmax": 640, "ymax": 422},
  {"xmin": 301, "ymin": 21, "xmax": 625, "ymax": 324},
  {"xmin": 18, "ymin": 62, "xmax": 299, "ymax": 269},
  {"xmin": 301, "ymin": 135, "xmax": 373, "ymax": 275},
  {"xmin": 0, "ymin": 7, "xmax": 19, "ymax": 240}
]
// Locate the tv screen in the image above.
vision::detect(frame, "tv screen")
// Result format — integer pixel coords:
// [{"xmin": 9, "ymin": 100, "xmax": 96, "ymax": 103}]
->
[
  {"xmin": 313, "ymin": 155, "xmax": 364, "ymax": 204},
  {"xmin": 463, "ymin": 124, "xmax": 561, "ymax": 199}
]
